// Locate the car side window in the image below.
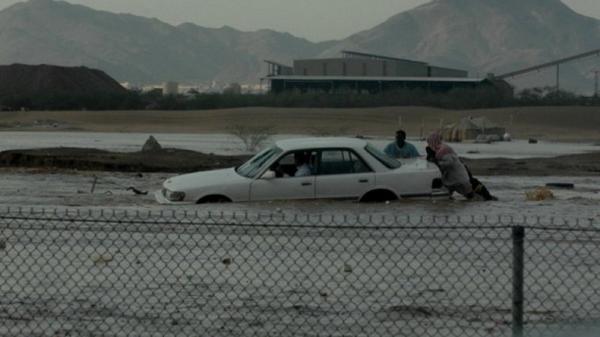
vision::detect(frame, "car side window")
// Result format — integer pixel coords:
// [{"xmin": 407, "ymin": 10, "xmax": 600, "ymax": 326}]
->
[
  {"xmin": 318, "ymin": 149, "xmax": 371, "ymax": 175},
  {"xmin": 270, "ymin": 150, "xmax": 316, "ymax": 178}
]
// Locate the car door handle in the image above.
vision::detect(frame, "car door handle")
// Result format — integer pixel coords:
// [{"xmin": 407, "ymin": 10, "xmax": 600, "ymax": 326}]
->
[
  {"xmin": 359, "ymin": 179, "xmax": 369, "ymax": 183},
  {"xmin": 301, "ymin": 182, "xmax": 312, "ymax": 186}
]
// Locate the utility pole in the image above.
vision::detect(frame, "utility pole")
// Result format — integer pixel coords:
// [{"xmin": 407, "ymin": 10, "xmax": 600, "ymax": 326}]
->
[
  {"xmin": 556, "ymin": 64, "xmax": 560, "ymax": 93},
  {"xmin": 594, "ymin": 70, "xmax": 599, "ymax": 97}
]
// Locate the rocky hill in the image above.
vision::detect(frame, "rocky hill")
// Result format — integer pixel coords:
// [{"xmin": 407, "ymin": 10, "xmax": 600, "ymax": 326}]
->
[
  {"xmin": 0, "ymin": 0, "xmax": 598, "ymax": 91},
  {"xmin": 0, "ymin": 0, "xmax": 331, "ymax": 84},
  {"xmin": 322, "ymin": 0, "xmax": 600, "ymax": 91}
]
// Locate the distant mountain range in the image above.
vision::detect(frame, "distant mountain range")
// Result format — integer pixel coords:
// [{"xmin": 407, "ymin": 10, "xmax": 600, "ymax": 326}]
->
[
  {"xmin": 1, "ymin": 0, "xmax": 599, "ymax": 91},
  {"xmin": 0, "ymin": 0, "xmax": 333, "ymax": 84}
]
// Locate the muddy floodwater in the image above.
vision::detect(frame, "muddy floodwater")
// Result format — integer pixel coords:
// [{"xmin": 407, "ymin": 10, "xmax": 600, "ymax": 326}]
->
[
  {"xmin": 1, "ymin": 170, "xmax": 599, "ymax": 337},
  {"xmin": 1, "ymin": 132, "xmax": 599, "ymax": 336},
  {"xmin": 1, "ymin": 169, "xmax": 598, "ymax": 220}
]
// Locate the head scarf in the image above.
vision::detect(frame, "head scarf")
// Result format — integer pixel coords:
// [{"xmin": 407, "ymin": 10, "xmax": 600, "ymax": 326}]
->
[{"xmin": 427, "ymin": 131, "xmax": 456, "ymax": 160}]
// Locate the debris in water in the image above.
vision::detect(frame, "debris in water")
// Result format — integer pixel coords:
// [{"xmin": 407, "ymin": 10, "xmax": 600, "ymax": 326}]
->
[
  {"xmin": 90, "ymin": 176, "xmax": 98, "ymax": 194},
  {"xmin": 222, "ymin": 257, "xmax": 232, "ymax": 266},
  {"xmin": 127, "ymin": 186, "xmax": 148, "ymax": 195},
  {"xmin": 528, "ymin": 138, "xmax": 538, "ymax": 144},
  {"xmin": 546, "ymin": 183, "xmax": 575, "ymax": 189},
  {"xmin": 525, "ymin": 187, "xmax": 554, "ymax": 201}
]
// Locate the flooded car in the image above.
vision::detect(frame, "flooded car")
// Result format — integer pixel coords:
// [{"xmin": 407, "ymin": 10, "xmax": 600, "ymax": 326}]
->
[{"xmin": 155, "ymin": 137, "xmax": 445, "ymax": 204}]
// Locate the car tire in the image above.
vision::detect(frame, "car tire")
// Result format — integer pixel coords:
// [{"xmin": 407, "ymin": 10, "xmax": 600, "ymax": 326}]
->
[
  {"xmin": 197, "ymin": 195, "xmax": 232, "ymax": 204},
  {"xmin": 359, "ymin": 189, "xmax": 399, "ymax": 203}
]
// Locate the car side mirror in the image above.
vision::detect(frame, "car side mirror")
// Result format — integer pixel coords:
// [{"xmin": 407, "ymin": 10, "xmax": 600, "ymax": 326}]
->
[{"xmin": 261, "ymin": 170, "xmax": 276, "ymax": 180}]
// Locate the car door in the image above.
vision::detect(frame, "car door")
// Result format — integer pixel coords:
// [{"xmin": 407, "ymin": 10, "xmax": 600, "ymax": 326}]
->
[
  {"xmin": 315, "ymin": 149, "xmax": 375, "ymax": 199},
  {"xmin": 249, "ymin": 151, "xmax": 316, "ymax": 201}
]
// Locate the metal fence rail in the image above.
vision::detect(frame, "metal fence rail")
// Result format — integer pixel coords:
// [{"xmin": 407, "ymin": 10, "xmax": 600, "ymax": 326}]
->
[{"xmin": 0, "ymin": 208, "xmax": 599, "ymax": 337}]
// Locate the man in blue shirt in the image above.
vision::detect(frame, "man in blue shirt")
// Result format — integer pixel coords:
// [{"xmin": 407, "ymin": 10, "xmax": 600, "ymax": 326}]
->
[{"xmin": 384, "ymin": 130, "xmax": 420, "ymax": 159}]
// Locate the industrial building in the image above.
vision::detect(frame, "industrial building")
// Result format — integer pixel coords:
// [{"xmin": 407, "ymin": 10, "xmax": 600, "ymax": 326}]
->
[{"xmin": 264, "ymin": 51, "xmax": 504, "ymax": 94}]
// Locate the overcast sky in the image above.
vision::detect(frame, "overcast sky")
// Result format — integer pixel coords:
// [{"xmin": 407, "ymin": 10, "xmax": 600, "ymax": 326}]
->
[{"xmin": 2, "ymin": 0, "xmax": 600, "ymax": 41}]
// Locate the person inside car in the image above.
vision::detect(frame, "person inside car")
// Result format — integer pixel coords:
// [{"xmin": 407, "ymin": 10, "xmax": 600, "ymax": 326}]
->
[{"xmin": 294, "ymin": 152, "xmax": 312, "ymax": 177}]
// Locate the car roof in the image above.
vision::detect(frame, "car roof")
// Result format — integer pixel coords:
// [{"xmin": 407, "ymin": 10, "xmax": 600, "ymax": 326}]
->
[{"xmin": 274, "ymin": 137, "xmax": 369, "ymax": 151}]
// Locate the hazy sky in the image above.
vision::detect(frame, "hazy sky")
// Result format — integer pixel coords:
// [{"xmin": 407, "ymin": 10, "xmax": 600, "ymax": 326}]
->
[{"xmin": 1, "ymin": 0, "xmax": 600, "ymax": 41}]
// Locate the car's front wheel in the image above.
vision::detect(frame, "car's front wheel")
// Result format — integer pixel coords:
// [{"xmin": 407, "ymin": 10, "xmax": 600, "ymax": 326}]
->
[{"xmin": 197, "ymin": 195, "xmax": 233, "ymax": 204}]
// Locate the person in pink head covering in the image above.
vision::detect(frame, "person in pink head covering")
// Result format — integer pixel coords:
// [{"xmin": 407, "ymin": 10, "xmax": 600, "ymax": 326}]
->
[
  {"xmin": 426, "ymin": 131, "xmax": 497, "ymax": 201},
  {"xmin": 426, "ymin": 132, "xmax": 474, "ymax": 199}
]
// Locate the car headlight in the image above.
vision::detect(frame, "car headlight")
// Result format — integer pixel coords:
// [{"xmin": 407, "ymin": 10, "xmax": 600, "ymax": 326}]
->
[{"xmin": 162, "ymin": 188, "xmax": 186, "ymax": 202}]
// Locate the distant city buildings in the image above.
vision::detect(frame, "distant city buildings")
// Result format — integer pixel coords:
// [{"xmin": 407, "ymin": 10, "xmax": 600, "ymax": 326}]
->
[{"xmin": 120, "ymin": 81, "xmax": 267, "ymax": 95}]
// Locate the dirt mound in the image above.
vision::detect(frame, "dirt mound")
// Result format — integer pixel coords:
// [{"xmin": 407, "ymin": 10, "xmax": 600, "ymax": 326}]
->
[
  {"xmin": 141, "ymin": 136, "xmax": 162, "ymax": 152},
  {"xmin": 0, "ymin": 148, "xmax": 249, "ymax": 173},
  {"xmin": 0, "ymin": 64, "xmax": 128, "ymax": 109}
]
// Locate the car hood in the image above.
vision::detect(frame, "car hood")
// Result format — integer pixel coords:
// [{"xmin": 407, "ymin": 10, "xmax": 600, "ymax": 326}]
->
[{"xmin": 163, "ymin": 167, "xmax": 245, "ymax": 191}]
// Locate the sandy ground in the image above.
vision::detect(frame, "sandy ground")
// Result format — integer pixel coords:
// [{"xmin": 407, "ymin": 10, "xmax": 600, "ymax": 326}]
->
[{"xmin": 1, "ymin": 106, "xmax": 600, "ymax": 141}]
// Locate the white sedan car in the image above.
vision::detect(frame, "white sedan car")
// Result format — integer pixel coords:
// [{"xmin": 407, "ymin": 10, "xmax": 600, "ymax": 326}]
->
[{"xmin": 155, "ymin": 137, "xmax": 444, "ymax": 204}]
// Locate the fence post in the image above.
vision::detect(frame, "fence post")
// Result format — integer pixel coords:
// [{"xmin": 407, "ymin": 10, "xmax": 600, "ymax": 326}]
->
[{"xmin": 512, "ymin": 226, "xmax": 525, "ymax": 337}]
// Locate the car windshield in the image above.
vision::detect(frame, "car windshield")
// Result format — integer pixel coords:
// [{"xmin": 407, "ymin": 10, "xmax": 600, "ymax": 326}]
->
[
  {"xmin": 236, "ymin": 146, "xmax": 283, "ymax": 178},
  {"xmin": 365, "ymin": 144, "xmax": 402, "ymax": 169}
]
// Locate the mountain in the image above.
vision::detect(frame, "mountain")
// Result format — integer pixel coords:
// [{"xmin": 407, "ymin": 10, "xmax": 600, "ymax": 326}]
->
[
  {"xmin": 0, "ymin": 0, "xmax": 333, "ymax": 84},
  {"xmin": 322, "ymin": 0, "xmax": 600, "ymax": 91},
  {"xmin": 0, "ymin": 0, "xmax": 598, "ymax": 91}
]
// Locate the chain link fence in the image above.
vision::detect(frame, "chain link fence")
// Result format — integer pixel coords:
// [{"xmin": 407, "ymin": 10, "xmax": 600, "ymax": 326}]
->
[{"xmin": 0, "ymin": 208, "xmax": 599, "ymax": 337}]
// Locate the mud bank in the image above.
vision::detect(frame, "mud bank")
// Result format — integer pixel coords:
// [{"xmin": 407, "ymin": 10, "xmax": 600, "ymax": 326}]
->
[
  {"xmin": 0, "ymin": 148, "xmax": 250, "ymax": 173},
  {"xmin": 462, "ymin": 152, "xmax": 600, "ymax": 177},
  {"xmin": 0, "ymin": 147, "xmax": 599, "ymax": 176}
]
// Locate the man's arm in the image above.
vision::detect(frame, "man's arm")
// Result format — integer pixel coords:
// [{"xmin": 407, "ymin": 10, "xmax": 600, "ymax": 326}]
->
[{"xmin": 410, "ymin": 144, "xmax": 420, "ymax": 157}]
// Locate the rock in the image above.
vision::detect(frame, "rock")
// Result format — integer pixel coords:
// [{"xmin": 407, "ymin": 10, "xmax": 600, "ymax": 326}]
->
[
  {"xmin": 142, "ymin": 135, "xmax": 162, "ymax": 152},
  {"xmin": 528, "ymin": 138, "xmax": 538, "ymax": 144},
  {"xmin": 525, "ymin": 187, "xmax": 554, "ymax": 201}
]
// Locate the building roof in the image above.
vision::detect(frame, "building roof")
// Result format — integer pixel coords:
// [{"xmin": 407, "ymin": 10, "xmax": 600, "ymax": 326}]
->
[
  {"xmin": 341, "ymin": 50, "xmax": 427, "ymax": 65},
  {"xmin": 264, "ymin": 60, "xmax": 292, "ymax": 68},
  {"xmin": 275, "ymin": 137, "xmax": 368, "ymax": 151},
  {"xmin": 264, "ymin": 75, "xmax": 484, "ymax": 83}
]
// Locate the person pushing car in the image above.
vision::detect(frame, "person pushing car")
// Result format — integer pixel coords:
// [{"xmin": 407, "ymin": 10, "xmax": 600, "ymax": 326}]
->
[{"xmin": 384, "ymin": 130, "xmax": 420, "ymax": 159}]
